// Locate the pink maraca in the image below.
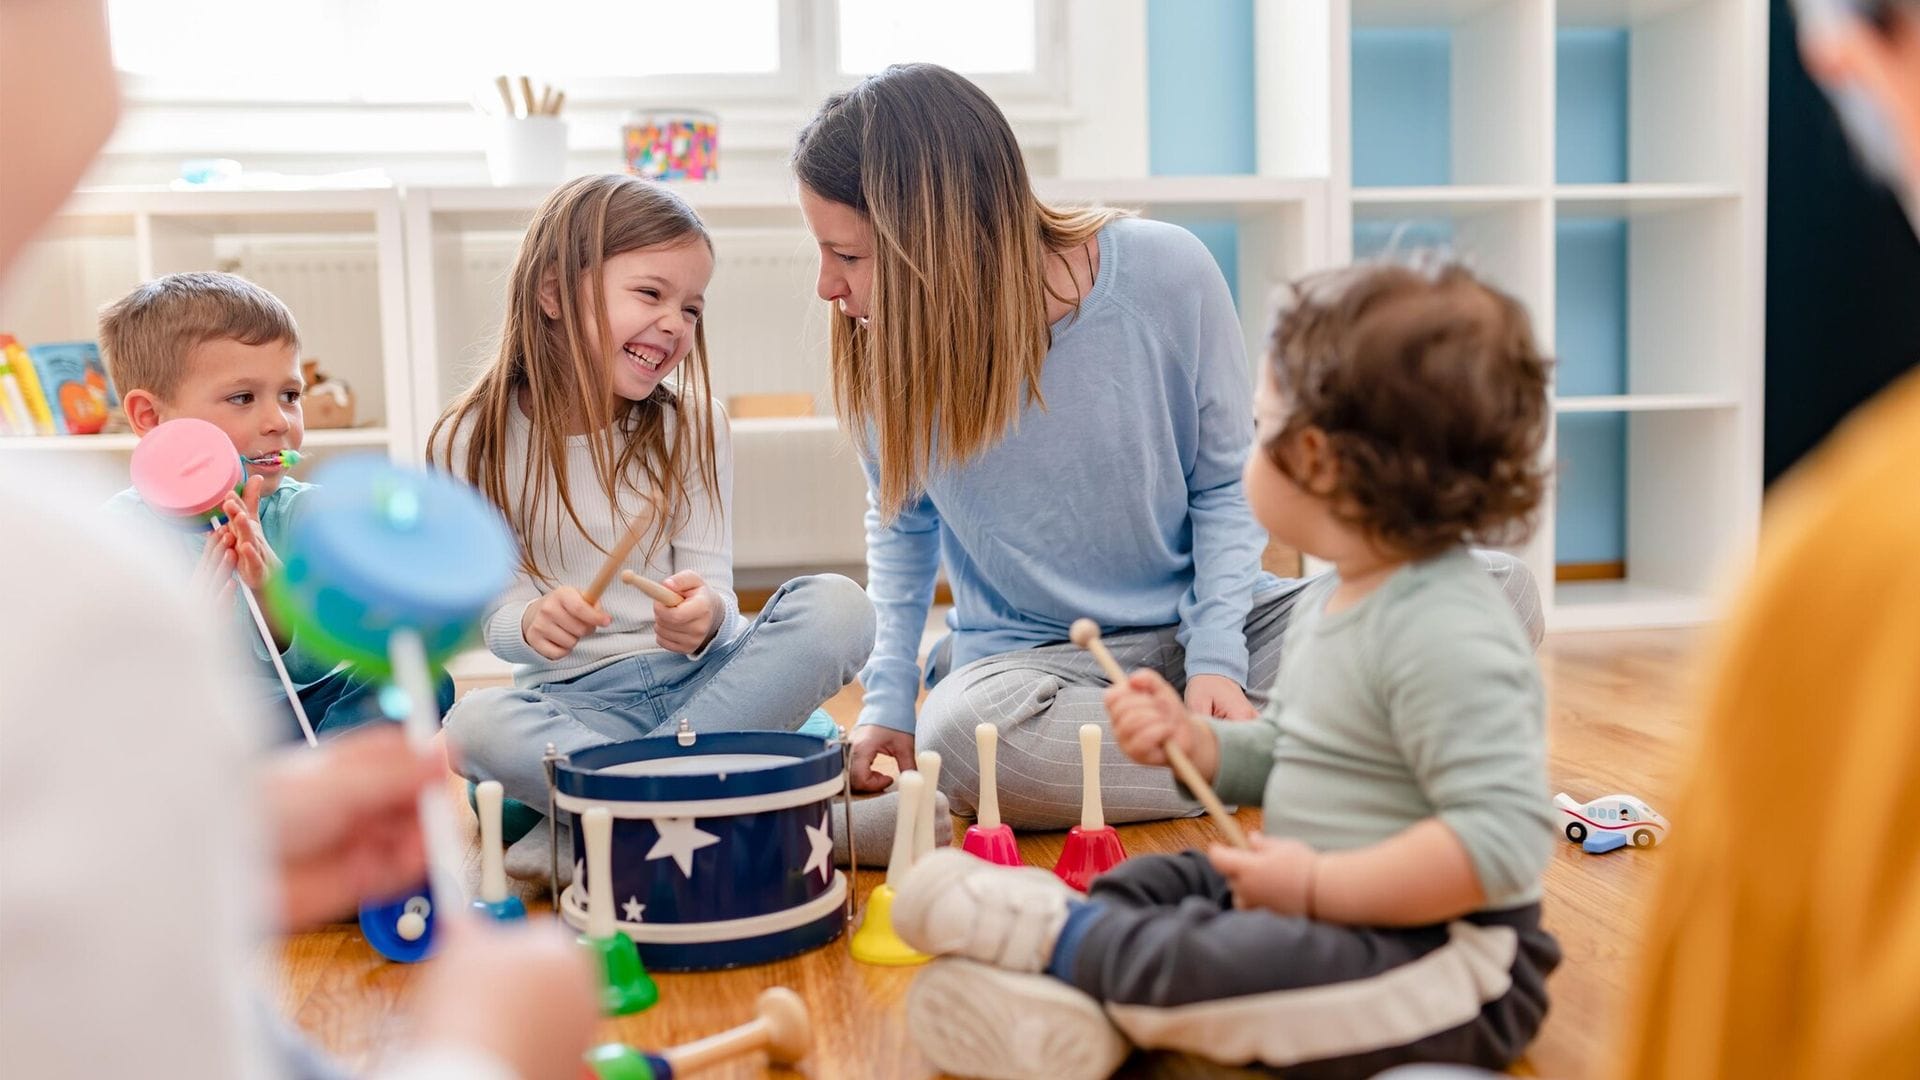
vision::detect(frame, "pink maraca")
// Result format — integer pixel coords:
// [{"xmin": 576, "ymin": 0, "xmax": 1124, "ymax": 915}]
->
[
  {"xmin": 129, "ymin": 416, "xmax": 319, "ymax": 745},
  {"xmin": 129, "ymin": 417, "xmax": 302, "ymax": 526},
  {"xmin": 129, "ymin": 417, "xmax": 245, "ymax": 525}
]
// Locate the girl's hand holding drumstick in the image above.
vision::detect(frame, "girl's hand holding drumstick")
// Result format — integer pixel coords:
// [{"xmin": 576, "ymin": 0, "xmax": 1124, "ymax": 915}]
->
[{"xmin": 627, "ymin": 569, "xmax": 722, "ymax": 656}]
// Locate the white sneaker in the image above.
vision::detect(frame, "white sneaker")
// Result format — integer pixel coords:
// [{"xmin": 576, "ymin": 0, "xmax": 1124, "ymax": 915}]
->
[
  {"xmin": 907, "ymin": 958, "xmax": 1130, "ymax": 1080},
  {"xmin": 892, "ymin": 848, "xmax": 1078, "ymax": 972}
]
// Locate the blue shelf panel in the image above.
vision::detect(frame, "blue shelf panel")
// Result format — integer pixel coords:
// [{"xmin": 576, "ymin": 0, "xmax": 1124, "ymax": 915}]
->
[
  {"xmin": 1556, "ymin": 28, "xmax": 1630, "ymax": 184},
  {"xmin": 1352, "ymin": 29, "xmax": 1453, "ymax": 187},
  {"xmin": 1555, "ymin": 411, "xmax": 1628, "ymax": 566},
  {"xmin": 1555, "ymin": 216, "xmax": 1628, "ymax": 396}
]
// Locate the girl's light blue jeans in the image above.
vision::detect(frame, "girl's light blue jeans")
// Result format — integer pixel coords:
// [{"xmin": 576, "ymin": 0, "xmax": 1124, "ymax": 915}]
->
[{"xmin": 444, "ymin": 573, "xmax": 875, "ymax": 809}]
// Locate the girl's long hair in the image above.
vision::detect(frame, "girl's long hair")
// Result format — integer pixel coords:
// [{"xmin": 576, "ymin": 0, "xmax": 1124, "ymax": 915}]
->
[{"xmin": 428, "ymin": 173, "xmax": 718, "ymax": 583}]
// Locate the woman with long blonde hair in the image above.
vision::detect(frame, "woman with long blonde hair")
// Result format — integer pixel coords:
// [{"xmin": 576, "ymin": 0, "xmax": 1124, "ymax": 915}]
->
[
  {"xmin": 796, "ymin": 63, "xmax": 1545, "ymax": 824},
  {"xmin": 429, "ymin": 174, "xmax": 876, "ymax": 879}
]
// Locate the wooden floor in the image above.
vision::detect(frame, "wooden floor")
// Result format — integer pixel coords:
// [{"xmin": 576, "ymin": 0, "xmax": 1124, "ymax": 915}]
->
[{"xmin": 271, "ymin": 629, "xmax": 1706, "ymax": 1078}]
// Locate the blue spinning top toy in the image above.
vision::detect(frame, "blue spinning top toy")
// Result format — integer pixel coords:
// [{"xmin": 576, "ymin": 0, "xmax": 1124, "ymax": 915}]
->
[{"xmin": 270, "ymin": 456, "xmax": 516, "ymax": 961}]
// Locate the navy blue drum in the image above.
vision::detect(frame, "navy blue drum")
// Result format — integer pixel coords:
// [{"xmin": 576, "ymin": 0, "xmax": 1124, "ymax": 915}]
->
[{"xmin": 553, "ymin": 730, "xmax": 847, "ymax": 971}]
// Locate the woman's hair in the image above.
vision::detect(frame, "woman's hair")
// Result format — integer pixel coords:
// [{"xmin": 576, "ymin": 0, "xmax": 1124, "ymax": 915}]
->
[
  {"xmin": 427, "ymin": 173, "xmax": 718, "ymax": 583},
  {"xmin": 793, "ymin": 62, "xmax": 1128, "ymax": 520},
  {"xmin": 1261, "ymin": 258, "xmax": 1551, "ymax": 558}
]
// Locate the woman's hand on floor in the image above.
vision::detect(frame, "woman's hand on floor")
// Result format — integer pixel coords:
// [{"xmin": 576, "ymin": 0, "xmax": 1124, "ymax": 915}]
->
[
  {"xmin": 849, "ymin": 722, "xmax": 917, "ymax": 792},
  {"xmin": 1184, "ymin": 673, "xmax": 1256, "ymax": 720}
]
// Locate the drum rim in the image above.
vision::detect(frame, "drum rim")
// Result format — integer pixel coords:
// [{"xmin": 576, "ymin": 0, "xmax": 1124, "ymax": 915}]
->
[{"xmin": 556, "ymin": 730, "xmax": 842, "ymax": 801}]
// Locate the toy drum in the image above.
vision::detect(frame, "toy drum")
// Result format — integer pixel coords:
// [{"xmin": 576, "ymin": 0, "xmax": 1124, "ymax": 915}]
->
[
  {"xmin": 554, "ymin": 730, "xmax": 847, "ymax": 971},
  {"xmin": 129, "ymin": 417, "xmax": 244, "ymax": 526}
]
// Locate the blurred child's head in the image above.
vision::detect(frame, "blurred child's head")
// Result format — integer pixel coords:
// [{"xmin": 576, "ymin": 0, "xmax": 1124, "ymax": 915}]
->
[
  {"xmin": 1248, "ymin": 258, "xmax": 1550, "ymax": 566},
  {"xmin": 101, "ymin": 272, "xmax": 304, "ymax": 488}
]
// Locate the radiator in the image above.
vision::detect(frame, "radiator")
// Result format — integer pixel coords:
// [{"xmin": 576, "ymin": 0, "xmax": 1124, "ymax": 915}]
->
[{"xmin": 221, "ymin": 237, "xmax": 389, "ymax": 428}]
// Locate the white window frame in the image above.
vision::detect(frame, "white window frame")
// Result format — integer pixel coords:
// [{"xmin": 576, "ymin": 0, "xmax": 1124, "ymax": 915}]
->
[
  {"xmin": 814, "ymin": 0, "xmax": 1066, "ymax": 104},
  {"xmin": 111, "ymin": 0, "xmax": 1065, "ymax": 109}
]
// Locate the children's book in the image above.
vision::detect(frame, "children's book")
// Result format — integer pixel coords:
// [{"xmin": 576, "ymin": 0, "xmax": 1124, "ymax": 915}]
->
[
  {"xmin": 27, "ymin": 341, "xmax": 117, "ymax": 436},
  {"xmin": 0, "ymin": 334, "xmax": 56, "ymax": 435},
  {"xmin": 0, "ymin": 349, "xmax": 29, "ymax": 434}
]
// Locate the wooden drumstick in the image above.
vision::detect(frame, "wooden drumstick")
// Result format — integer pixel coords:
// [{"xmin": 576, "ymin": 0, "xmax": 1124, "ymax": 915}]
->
[
  {"xmin": 581, "ymin": 512, "xmax": 654, "ymax": 604},
  {"xmin": 662, "ymin": 987, "xmax": 812, "ymax": 1072},
  {"xmin": 913, "ymin": 750, "xmax": 941, "ymax": 864},
  {"xmin": 620, "ymin": 569, "xmax": 682, "ymax": 607},
  {"xmin": 1068, "ymin": 619, "xmax": 1250, "ymax": 850}
]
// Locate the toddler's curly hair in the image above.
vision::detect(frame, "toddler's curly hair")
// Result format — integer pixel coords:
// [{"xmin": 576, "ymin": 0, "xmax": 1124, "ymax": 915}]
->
[{"xmin": 1263, "ymin": 258, "xmax": 1552, "ymax": 558}]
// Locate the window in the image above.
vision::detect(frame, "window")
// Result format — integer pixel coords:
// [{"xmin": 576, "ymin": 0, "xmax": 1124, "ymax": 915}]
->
[
  {"xmin": 107, "ymin": 0, "xmax": 1053, "ymax": 105},
  {"xmin": 837, "ymin": 0, "xmax": 1037, "ymax": 75}
]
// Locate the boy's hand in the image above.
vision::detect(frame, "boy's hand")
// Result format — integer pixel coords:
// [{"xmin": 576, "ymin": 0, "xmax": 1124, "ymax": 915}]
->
[
  {"xmin": 520, "ymin": 586, "xmax": 611, "ymax": 660},
  {"xmin": 221, "ymin": 478, "xmax": 282, "ymax": 592},
  {"xmin": 1208, "ymin": 833, "xmax": 1319, "ymax": 917},
  {"xmin": 1185, "ymin": 673, "xmax": 1257, "ymax": 719},
  {"xmin": 256, "ymin": 724, "xmax": 444, "ymax": 931},
  {"xmin": 192, "ymin": 527, "xmax": 238, "ymax": 608},
  {"xmin": 652, "ymin": 570, "xmax": 721, "ymax": 654},
  {"xmin": 409, "ymin": 913, "xmax": 599, "ymax": 1080},
  {"xmin": 1104, "ymin": 669, "xmax": 1206, "ymax": 768}
]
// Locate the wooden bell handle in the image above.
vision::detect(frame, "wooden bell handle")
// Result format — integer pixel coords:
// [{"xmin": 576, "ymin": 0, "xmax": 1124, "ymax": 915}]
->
[
  {"xmin": 975, "ymin": 723, "xmax": 1001, "ymax": 831},
  {"xmin": 583, "ymin": 807, "xmax": 615, "ymax": 939},
  {"xmin": 663, "ymin": 987, "xmax": 812, "ymax": 1072},
  {"xmin": 1070, "ymin": 619, "xmax": 1249, "ymax": 849},
  {"xmin": 476, "ymin": 780, "xmax": 509, "ymax": 904},
  {"xmin": 886, "ymin": 771, "xmax": 923, "ymax": 888},
  {"xmin": 1078, "ymin": 723, "xmax": 1104, "ymax": 831}
]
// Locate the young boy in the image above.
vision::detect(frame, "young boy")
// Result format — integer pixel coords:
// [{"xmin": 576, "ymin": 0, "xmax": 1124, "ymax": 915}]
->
[
  {"xmin": 99, "ymin": 271, "xmax": 440, "ymax": 741},
  {"xmin": 891, "ymin": 259, "xmax": 1562, "ymax": 1079}
]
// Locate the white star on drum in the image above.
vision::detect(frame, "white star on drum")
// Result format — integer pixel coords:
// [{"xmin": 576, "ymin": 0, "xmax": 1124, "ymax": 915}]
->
[
  {"xmin": 623, "ymin": 896, "xmax": 645, "ymax": 922},
  {"xmin": 803, "ymin": 810, "xmax": 832, "ymax": 885},
  {"xmin": 646, "ymin": 816, "xmax": 720, "ymax": 878}
]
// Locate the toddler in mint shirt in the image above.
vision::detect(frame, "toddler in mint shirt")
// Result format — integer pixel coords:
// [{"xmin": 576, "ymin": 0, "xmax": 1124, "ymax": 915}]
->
[{"xmin": 886, "ymin": 257, "xmax": 1562, "ymax": 1080}]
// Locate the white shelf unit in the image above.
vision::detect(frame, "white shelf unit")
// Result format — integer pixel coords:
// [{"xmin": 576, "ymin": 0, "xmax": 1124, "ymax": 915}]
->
[
  {"xmin": 401, "ymin": 177, "xmax": 1328, "ymax": 572},
  {"xmin": 0, "ymin": 188, "xmax": 413, "ymax": 468},
  {"xmin": 1314, "ymin": 0, "xmax": 1767, "ymax": 631}
]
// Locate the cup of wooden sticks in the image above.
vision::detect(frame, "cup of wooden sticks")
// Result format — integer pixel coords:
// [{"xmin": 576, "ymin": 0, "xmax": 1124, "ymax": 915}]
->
[{"xmin": 483, "ymin": 75, "xmax": 568, "ymax": 187}]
